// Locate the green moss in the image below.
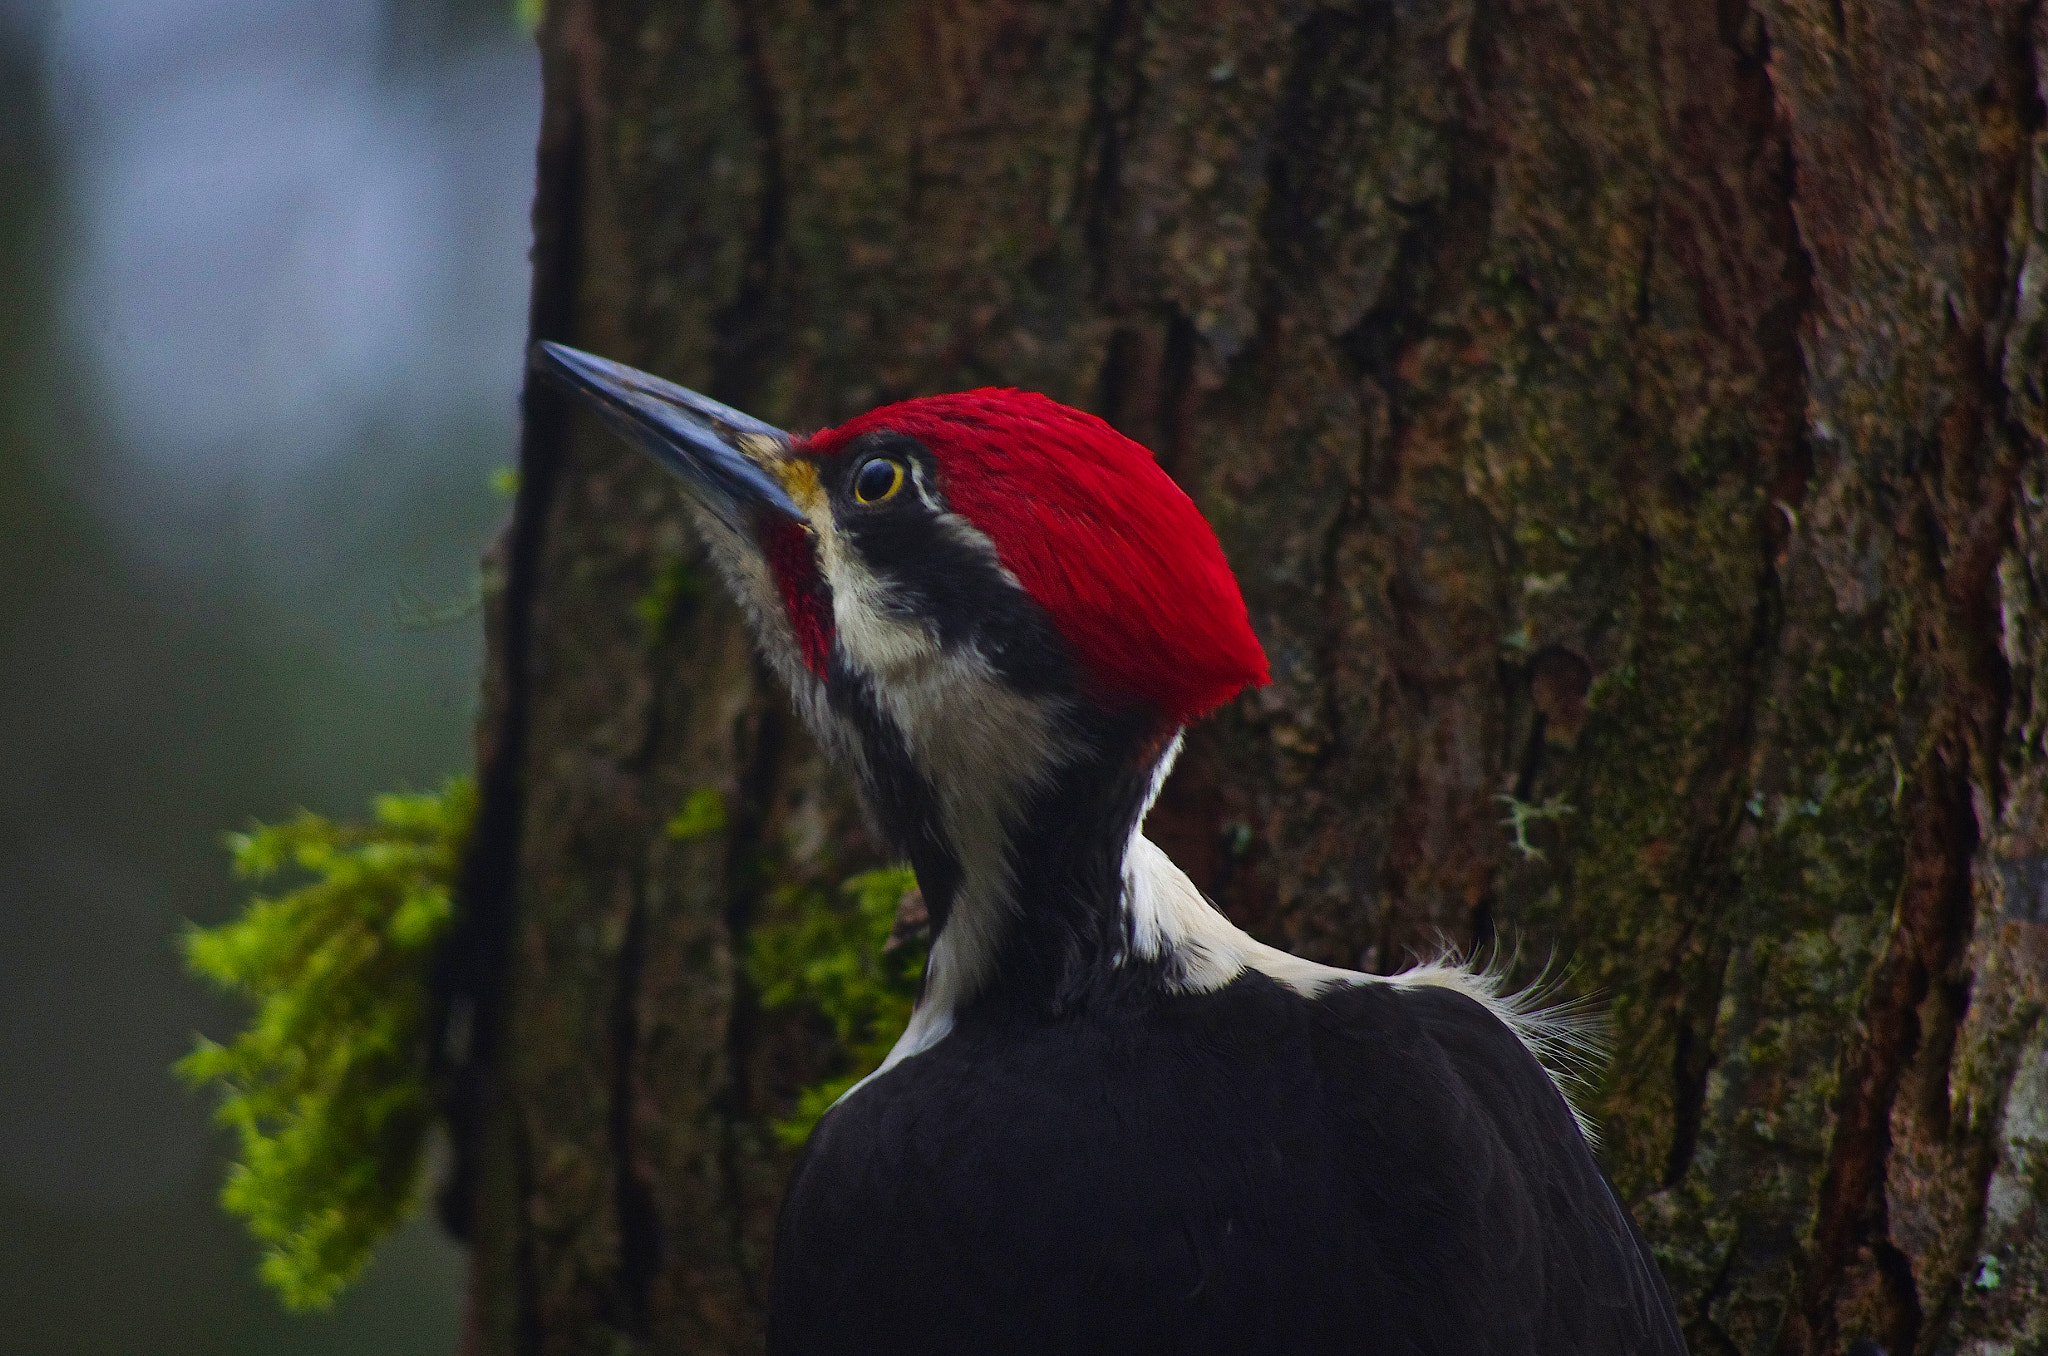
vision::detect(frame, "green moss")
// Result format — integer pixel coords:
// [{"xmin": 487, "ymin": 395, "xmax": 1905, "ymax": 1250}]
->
[
  {"xmin": 747, "ymin": 865, "xmax": 924, "ymax": 1146},
  {"xmin": 177, "ymin": 778, "xmax": 475, "ymax": 1311},
  {"xmin": 665, "ymin": 787, "xmax": 728, "ymax": 841}
]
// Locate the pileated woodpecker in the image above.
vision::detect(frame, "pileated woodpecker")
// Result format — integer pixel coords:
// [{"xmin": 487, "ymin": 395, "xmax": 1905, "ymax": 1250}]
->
[{"xmin": 535, "ymin": 343, "xmax": 1688, "ymax": 1356}]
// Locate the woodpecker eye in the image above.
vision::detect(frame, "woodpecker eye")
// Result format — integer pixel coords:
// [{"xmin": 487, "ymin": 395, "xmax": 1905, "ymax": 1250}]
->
[{"xmin": 852, "ymin": 457, "xmax": 905, "ymax": 505}]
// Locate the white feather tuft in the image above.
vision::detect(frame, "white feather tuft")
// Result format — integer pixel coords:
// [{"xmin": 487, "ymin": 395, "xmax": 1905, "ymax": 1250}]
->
[
  {"xmin": 1377, "ymin": 944, "xmax": 1608, "ymax": 1144},
  {"xmin": 1120, "ymin": 832, "xmax": 1608, "ymax": 1145}
]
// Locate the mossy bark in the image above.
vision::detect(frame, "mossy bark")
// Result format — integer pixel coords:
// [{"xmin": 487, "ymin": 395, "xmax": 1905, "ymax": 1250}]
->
[{"xmin": 447, "ymin": 2, "xmax": 2048, "ymax": 1353}]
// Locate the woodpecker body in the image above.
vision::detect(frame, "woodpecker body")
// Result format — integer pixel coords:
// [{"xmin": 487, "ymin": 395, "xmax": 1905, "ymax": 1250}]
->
[
  {"xmin": 775, "ymin": 974, "xmax": 1667, "ymax": 1356},
  {"xmin": 535, "ymin": 345, "xmax": 1688, "ymax": 1356}
]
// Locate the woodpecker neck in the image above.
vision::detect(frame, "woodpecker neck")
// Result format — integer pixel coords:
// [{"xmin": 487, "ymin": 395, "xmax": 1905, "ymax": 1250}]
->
[
  {"xmin": 827, "ymin": 647, "xmax": 1187, "ymax": 1025},
  {"xmin": 962, "ymin": 707, "xmax": 1176, "ymax": 1014},
  {"xmin": 906, "ymin": 702, "xmax": 1174, "ymax": 1017}
]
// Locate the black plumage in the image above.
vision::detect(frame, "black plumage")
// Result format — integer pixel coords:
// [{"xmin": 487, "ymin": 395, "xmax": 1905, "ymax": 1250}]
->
[{"xmin": 770, "ymin": 970, "xmax": 1685, "ymax": 1356}]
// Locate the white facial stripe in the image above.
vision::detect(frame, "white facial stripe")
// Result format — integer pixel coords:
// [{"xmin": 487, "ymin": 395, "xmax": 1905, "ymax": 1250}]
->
[
  {"xmin": 697, "ymin": 448, "xmax": 1062, "ymax": 1099},
  {"xmin": 901, "ymin": 652, "xmax": 1070, "ymax": 999},
  {"xmin": 905, "ymin": 458, "xmax": 943, "ymax": 513},
  {"xmin": 806, "ymin": 495, "xmax": 931, "ymax": 681},
  {"xmin": 812, "ymin": 499, "xmax": 1074, "ymax": 1099},
  {"xmin": 839, "ymin": 656, "xmax": 1070, "ymax": 1096},
  {"xmin": 932, "ymin": 509, "xmax": 1023, "ymax": 590}
]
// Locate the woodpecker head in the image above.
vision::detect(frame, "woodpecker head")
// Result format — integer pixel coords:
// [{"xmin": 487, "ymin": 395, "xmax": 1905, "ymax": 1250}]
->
[{"xmin": 536, "ymin": 343, "xmax": 1266, "ymax": 1010}]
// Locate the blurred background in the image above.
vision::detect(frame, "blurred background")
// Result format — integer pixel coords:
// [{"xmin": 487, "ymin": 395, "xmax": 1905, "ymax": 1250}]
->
[{"xmin": 0, "ymin": 0, "xmax": 538, "ymax": 1349}]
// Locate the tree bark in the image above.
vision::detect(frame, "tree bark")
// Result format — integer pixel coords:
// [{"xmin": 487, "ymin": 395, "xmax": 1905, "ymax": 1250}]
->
[{"xmin": 447, "ymin": 2, "xmax": 2048, "ymax": 1353}]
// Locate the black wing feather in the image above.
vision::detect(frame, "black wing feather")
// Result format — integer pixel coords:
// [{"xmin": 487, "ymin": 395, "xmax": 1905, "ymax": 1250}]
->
[{"xmin": 769, "ymin": 973, "xmax": 1687, "ymax": 1356}]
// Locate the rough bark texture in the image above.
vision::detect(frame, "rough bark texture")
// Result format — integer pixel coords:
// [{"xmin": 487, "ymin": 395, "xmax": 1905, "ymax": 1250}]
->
[{"xmin": 448, "ymin": 2, "xmax": 2048, "ymax": 1353}]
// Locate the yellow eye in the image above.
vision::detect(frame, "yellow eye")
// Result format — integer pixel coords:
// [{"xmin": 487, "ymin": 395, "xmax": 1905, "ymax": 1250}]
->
[{"xmin": 852, "ymin": 457, "xmax": 905, "ymax": 504}]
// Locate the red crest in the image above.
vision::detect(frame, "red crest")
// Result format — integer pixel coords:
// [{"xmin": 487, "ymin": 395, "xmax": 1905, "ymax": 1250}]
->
[{"xmin": 802, "ymin": 390, "xmax": 1268, "ymax": 725}]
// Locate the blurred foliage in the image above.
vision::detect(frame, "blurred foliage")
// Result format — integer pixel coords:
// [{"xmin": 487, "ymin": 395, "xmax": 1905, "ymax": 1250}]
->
[
  {"xmin": 636, "ymin": 559, "xmax": 703, "ymax": 644},
  {"xmin": 748, "ymin": 865, "xmax": 924, "ymax": 1146},
  {"xmin": 177, "ymin": 779, "xmax": 476, "ymax": 1311},
  {"xmin": 665, "ymin": 786, "xmax": 727, "ymax": 841}
]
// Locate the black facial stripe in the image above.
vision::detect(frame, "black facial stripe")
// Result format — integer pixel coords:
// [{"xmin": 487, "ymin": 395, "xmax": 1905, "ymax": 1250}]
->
[
  {"xmin": 981, "ymin": 703, "xmax": 1166, "ymax": 1015},
  {"xmin": 824, "ymin": 654, "xmax": 963, "ymax": 930},
  {"xmin": 824, "ymin": 432, "xmax": 1078, "ymax": 696}
]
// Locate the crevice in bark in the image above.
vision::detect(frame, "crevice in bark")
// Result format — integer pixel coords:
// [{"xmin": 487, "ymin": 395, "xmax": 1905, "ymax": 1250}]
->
[
  {"xmin": 1931, "ymin": 10, "xmax": 2048, "ymax": 1332},
  {"xmin": 1662, "ymin": 1013, "xmax": 1714, "ymax": 1189},
  {"xmin": 1315, "ymin": 2, "xmax": 1497, "ymax": 951},
  {"xmin": 1660, "ymin": 535, "xmax": 1788, "ymax": 1193},
  {"xmin": 607, "ymin": 885, "xmax": 660, "ymax": 1335},
  {"xmin": 709, "ymin": 0, "xmax": 786, "ymax": 410},
  {"xmin": 1823, "ymin": 0, "xmax": 1848, "ymax": 44},
  {"xmin": 2019, "ymin": 1, "xmax": 2047, "ymax": 136},
  {"xmin": 1632, "ymin": 192, "xmax": 1660, "ymax": 331},
  {"xmin": 1153, "ymin": 309, "xmax": 1198, "ymax": 482},
  {"xmin": 713, "ymin": 689, "xmax": 790, "ymax": 1301},
  {"xmin": 1649, "ymin": 0, "xmax": 1818, "ymax": 1202},
  {"xmin": 1082, "ymin": 0, "xmax": 1142, "ymax": 307},
  {"xmin": 1091, "ymin": 305, "xmax": 1195, "ymax": 474},
  {"xmin": 1793, "ymin": 703, "xmax": 1975, "ymax": 1356},
  {"xmin": 1745, "ymin": 11, "xmax": 1819, "ymax": 521},
  {"xmin": 434, "ymin": 13, "xmax": 589, "ymax": 1265},
  {"xmin": 1692, "ymin": 1228, "xmax": 1749, "ymax": 1356},
  {"xmin": 1093, "ymin": 325, "xmax": 1138, "ymax": 430},
  {"xmin": 1790, "ymin": 3, "xmax": 2036, "ymax": 1347},
  {"xmin": 697, "ymin": 2, "xmax": 800, "ymax": 1302},
  {"xmin": 1259, "ymin": 4, "xmax": 1395, "ymax": 298},
  {"xmin": 510, "ymin": 1086, "xmax": 544, "ymax": 1356},
  {"xmin": 438, "ymin": 13, "xmax": 592, "ymax": 1349},
  {"xmin": 1510, "ymin": 711, "xmax": 1548, "ymax": 804},
  {"xmin": 1320, "ymin": 198, "xmax": 1441, "ymax": 796}
]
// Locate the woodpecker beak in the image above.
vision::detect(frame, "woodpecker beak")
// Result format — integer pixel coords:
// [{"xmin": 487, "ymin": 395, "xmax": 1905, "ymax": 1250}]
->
[{"xmin": 530, "ymin": 341, "xmax": 809, "ymax": 529}]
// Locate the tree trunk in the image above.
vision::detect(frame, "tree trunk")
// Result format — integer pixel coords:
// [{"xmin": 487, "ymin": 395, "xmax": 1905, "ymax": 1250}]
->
[{"xmin": 446, "ymin": 2, "xmax": 2048, "ymax": 1352}]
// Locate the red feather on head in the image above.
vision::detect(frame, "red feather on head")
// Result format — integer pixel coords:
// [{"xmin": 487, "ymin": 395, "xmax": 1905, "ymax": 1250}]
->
[{"xmin": 802, "ymin": 389, "xmax": 1268, "ymax": 725}]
